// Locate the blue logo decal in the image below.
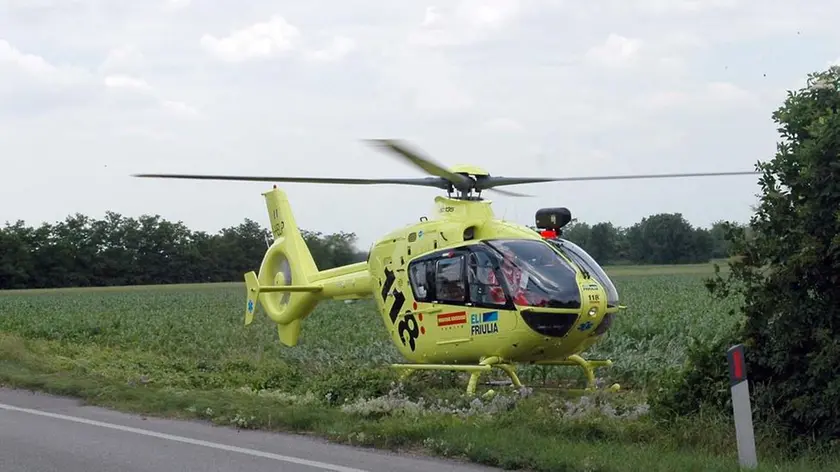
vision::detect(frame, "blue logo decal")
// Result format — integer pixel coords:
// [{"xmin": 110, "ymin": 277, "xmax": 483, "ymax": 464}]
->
[
  {"xmin": 248, "ymin": 300, "xmax": 254, "ymax": 312},
  {"xmin": 418, "ymin": 230, "xmax": 424, "ymax": 239},
  {"xmin": 470, "ymin": 311, "xmax": 500, "ymax": 335},
  {"xmin": 578, "ymin": 321, "xmax": 593, "ymax": 331}
]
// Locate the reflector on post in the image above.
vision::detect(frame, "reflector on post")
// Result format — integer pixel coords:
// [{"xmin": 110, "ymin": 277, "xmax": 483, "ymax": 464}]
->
[{"xmin": 727, "ymin": 344, "xmax": 757, "ymax": 469}]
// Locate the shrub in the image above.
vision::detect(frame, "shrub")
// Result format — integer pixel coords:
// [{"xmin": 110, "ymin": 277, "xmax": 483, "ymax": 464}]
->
[{"xmin": 652, "ymin": 65, "xmax": 840, "ymax": 448}]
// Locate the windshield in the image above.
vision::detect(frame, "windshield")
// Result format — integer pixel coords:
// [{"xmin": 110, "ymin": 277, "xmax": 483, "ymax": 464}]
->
[
  {"xmin": 546, "ymin": 238, "xmax": 620, "ymax": 307},
  {"xmin": 484, "ymin": 239, "xmax": 580, "ymax": 309}
]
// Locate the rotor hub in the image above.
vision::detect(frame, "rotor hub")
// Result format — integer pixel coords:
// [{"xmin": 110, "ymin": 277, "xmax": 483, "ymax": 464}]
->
[{"xmin": 449, "ymin": 164, "xmax": 490, "ymax": 177}]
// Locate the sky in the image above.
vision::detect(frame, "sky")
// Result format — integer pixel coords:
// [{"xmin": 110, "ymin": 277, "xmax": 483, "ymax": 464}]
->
[{"xmin": 2, "ymin": 0, "xmax": 839, "ymax": 250}]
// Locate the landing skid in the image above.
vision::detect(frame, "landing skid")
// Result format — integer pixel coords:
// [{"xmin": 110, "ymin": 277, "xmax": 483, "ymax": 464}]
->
[
  {"xmin": 391, "ymin": 354, "xmax": 620, "ymax": 396},
  {"xmin": 531, "ymin": 355, "xmax": 621, "ymax": 394}
]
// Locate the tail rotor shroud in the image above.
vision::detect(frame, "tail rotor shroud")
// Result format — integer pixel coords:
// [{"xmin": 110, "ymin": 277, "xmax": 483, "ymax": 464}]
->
[{"xmin": 244, "ymin": 188, "xmax": 324, "ymax": 346}]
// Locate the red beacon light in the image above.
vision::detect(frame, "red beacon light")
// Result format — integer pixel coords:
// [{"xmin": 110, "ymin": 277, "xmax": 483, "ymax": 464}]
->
[{"xmin": 540, "ymin": 229, "xmax": 558, "ymax": 239}]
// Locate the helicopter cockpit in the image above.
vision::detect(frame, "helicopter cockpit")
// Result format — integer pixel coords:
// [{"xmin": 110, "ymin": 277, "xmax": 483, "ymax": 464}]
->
[
  {"xmin": 407, "ymin": 237, "xmax": 617, "ymax": 312},
  {"xmin": 543, "ymin": 238, "xmax": 620, "ymax": 308},
  {"xmin": 483, "ymin": 239, "xmax": 581, "ymax": 309}
]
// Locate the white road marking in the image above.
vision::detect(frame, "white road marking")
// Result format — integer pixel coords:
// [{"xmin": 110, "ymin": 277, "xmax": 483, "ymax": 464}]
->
[{"xmin": 0, "ymin": 402, "xmax": 369, "ymax": 472}]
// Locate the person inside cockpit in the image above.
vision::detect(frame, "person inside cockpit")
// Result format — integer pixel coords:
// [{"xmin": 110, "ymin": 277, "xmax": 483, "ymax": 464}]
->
[
  {"xmin": 436, "ymin": 258, "xmax": 466, "ymax": 302},
  {"xmin": 468, "ymin": 256, "xmax": 507, "ymax": 305},
  {"xmin": 494, "ymin": 244, "xmax": 552, "ymax": 307}
]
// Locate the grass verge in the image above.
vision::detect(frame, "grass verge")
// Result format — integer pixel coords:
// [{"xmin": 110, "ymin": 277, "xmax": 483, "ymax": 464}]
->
[{"xmin": 1, "ymin": 332, "xmax": 837, "ymax": 472}]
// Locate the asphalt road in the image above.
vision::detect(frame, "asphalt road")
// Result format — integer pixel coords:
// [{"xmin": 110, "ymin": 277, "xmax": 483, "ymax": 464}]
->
[{"xmin": 0, "ymin": 387, "xmax": 500, "ymax": 472}]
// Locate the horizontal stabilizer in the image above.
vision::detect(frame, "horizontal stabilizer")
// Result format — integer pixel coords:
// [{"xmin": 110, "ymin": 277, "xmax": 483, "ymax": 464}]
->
[
  {"xmin": 259, "ymin": 285, "xmax": 323, "ymax": 293},
  {"xmin": 244, "ymin": 270, "xmax": 323, "ymax": 326}
]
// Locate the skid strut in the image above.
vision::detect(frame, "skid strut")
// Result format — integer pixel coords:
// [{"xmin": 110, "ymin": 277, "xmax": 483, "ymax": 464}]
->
[
  {"xmin": 533, "ymin": 355, "xmax": 620, "ymax": 393},
  {"xmin": 392, "ymin": 356, "xmax": 521, "ymax": 396},
  {"xmin": 392, "ymin": 354, "xmax": 619, "ymax": 396}
]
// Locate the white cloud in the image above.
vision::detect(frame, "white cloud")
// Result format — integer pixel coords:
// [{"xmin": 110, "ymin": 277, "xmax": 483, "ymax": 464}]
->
[
  {"xmin": 200, "ymin": 15, "xmax": 356, "ymax": 65},
  {"xmin": 0, "ymin": 39, "xmax": 87, "ymax": 85},
  {"xmin": 580, "ymin": 31, "xmax": 698, "ymax": 77},
  {"xmin": 410, "ymin": 0, "xmax": 521, "ymax": 47},
  {"xmin": 623, "ymin": 0, "xmax": 740, "ymax": 15},
  {"xmin": 200, "ymin": 16, "xmax": 301, "ymax": 62},
  {"xmin": 705, "ymin": 82, "xmax": 757, "ymax": 103},
  {"xmin": 413, "ymin": 77, "xmax": 474, "ymax": 113},
  {"xmin": 100, "ymin": 74, "xmax": 199, "ymax": 118},
  {"xmin": 161, "ymin": 100, "xmax": 200, "ymax": 118},
  {"xmin": 584, "ymin": 34, "xmax": 643, "ymax": 68},
  {"xmin": 457, "ymin": 0, "xmax": 521, "ymax": 29},
  {"xmin": 303, "ymin": 36, "xmax": 356, "ymax": 63},
  {"xmin": 640, "ymin": 81, "xmax": 760, "ymax": 113},
  {"xmin": 117, "ymin": 126, "xmax": 176, "ymax": 141},
  {"xmin": 0, "ymin": 38, "xmax": 195, "ymax": 120},
  {"xmin": 378, "ymin": 48, "xmax": 474, "ymax": 114},
  {"xmin": 104, "ymin": 74, "xmax": 153, "ymax": 93},
  {"xmin": 482, "ymin": 117, "xmax": 524, "ymax": 133},
  {"xmin": 165, "ymin": 0, "xmax": 191, "ymax": 10},
  {"xmin": 0, "ymin": 39, "xmax": 56, "ymax": 77},
  {"xmin": 98, "ymin": 45, "xmax": 145, "ymax": 73},
  {"xmin": 421, "ymin": 6, "xmax": 441, "ymax": 27}
]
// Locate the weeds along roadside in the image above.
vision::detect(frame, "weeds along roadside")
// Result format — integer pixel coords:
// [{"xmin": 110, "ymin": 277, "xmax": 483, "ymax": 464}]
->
[{"xmin": 0, "ymin": 273, "xmax": 837, "ymax": 471}]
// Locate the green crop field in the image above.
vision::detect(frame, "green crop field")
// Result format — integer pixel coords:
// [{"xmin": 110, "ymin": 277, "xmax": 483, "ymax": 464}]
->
[{"xmin": 0, "ymin": 263, "xmax": 837, "ymax": 471}]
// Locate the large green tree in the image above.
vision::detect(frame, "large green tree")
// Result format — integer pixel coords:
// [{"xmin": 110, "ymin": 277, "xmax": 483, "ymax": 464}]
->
[
  {"xmin": 708, "ymin": 220, "xmax": 740, "ymax": 259},
  {"xmin": 655, "ymin": 65, "xmax": 840, "ymax": 446},
  {"xmin": 625, "ymin": 213, "xmax": 707, "ymax": 264},
  {"xmin": 559, "ymin": 219, "xmax": 591, "ymax": 247},
  {"xmin": 587, "ymin": 222, "xmax": 620, "ymax": 262}
]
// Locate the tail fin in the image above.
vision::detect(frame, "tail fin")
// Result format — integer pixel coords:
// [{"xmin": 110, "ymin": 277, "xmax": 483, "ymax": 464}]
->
[{"xmin": 244, "ymin": 187, "xmax": 321, "ymax": 346}]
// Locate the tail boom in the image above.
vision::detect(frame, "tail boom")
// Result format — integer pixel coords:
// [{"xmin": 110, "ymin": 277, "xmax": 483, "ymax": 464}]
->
[{"xmin": 309, "ymin": 261, "xmax": 372, "ymax": 300}]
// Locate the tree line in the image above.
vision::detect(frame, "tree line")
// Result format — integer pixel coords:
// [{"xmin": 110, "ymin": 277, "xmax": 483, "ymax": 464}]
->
[
  {"xmin": 557, "ymin": 212, "xmax": 744, "ymax": 265},
  {"xmin": 0, "ymin": 212, "xmax": 366, "ymax": 290},
  {"xmin": 0, "ymin": 210, "xmax": 741, "ymax": 290}
]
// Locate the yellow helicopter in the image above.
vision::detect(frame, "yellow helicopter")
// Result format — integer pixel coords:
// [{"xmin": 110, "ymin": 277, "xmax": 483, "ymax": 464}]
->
[{"xmin": 134, "ymin": 139, "xmax": 758, "ymax": 395}]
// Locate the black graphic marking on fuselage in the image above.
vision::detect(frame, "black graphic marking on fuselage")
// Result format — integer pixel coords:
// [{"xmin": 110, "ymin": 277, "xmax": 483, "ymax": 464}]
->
[
  {"xmin": 381, "ymin": 268, "xmax": 395, "ymax": 302},
  {"xmin": 398, "ymin": 313, "xmax": 420, "ymax": 351},
  {"xmin": 389, "ymin": 290, "xmax": 405, "ymax": 324}
]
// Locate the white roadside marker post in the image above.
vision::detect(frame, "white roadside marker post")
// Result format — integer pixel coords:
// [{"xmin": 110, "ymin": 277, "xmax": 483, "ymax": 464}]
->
[{"xmin": 727, "ymin": 343, "xmax": 757, "ymax": 469}]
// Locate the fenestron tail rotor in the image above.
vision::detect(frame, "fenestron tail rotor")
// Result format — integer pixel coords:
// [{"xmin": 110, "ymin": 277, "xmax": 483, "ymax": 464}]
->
[{"xmin": 132, "ymin": 139, "xmax": 760, "ymax": 199}]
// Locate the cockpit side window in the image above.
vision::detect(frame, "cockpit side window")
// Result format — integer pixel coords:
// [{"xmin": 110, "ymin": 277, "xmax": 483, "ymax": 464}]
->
[
  {"xmin": 408, "ymin": 260, "xmax": 432, "ymax": 302},
  {"xmin": 467, "ymin": 250, "xmax": 507, "ymax": 308},
  {"xmin": 434, "ymin": 255, "xmax": 466, "ymax": 303}
]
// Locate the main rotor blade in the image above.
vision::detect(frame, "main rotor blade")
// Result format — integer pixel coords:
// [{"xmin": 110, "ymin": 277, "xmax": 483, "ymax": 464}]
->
[
  {"xmin": 478, "ymin": 171, "xmax": 760, "ymax": 189},
  {"xmin": 366, "ymin": 139, "xmax": 472, "ymax": 189},
  {"xmin": 486, "ymin": 187, "xmax": 533, "ymax": 197},
  {"xmin": 132, "ymin": 173, "xmax": 450, "ymax": 189}
]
